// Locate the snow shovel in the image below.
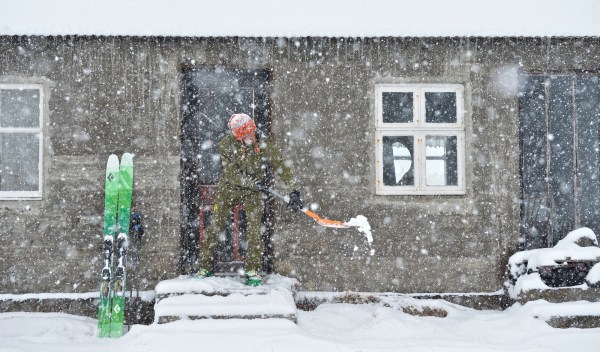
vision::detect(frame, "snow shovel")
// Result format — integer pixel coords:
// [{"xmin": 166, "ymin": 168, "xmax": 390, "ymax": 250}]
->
[{"xmin": 265, "ymin": 188, "xmax": 350, "ymax": 228}]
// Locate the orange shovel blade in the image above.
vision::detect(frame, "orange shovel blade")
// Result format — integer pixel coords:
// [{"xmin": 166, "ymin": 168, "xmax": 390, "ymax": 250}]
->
[{"xmin": 303, "ymin": 210, "xmax": 350, "ymax": 228}]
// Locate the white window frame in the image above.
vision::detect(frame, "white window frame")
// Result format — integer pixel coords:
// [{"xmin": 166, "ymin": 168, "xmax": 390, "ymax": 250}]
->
[
  {"xmin": 375, "ymin": 83, "xmax": 466, "ymax": 195},
  {"xmin": 0, "ymin": 84, "xmax": 44, "ymax": 199}
]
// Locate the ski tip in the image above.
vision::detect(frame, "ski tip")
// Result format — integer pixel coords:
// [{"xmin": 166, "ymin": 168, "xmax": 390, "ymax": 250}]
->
[
  {"xmin": 107, "ymin": 154, "xmax": 120, "ymax": 168},
  {"xmin": 121, "ymin": 153, "xmax": 133, "ymax": 163}
]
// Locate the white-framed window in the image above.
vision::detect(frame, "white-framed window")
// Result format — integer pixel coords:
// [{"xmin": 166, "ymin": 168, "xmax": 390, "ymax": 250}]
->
[
  {"xmin": 0, "ymin": 84, "xmax": 44, "ymax": 199},
  {"xmin": 375, "ymin": 84, "xmax": 465, "ymax": 195}
]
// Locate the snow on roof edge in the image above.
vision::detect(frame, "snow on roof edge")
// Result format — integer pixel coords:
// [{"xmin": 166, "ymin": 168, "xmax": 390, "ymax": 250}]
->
[
  {"xmin": 2, "ymin": 34, "xmax": 599, "ymax": 39},
  {"xmin": 2, "ymin": 0, "xmax": 600, "ymax": 38}
]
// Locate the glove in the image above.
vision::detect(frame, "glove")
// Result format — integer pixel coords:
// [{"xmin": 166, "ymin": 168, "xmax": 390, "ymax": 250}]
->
[
  {"xmin": 288, "ymin": 190, "xmax": 303, "ymax": 212},
  {"xmin": 254, "ymin": 180, "xmax": 268, "ymax": 193}
]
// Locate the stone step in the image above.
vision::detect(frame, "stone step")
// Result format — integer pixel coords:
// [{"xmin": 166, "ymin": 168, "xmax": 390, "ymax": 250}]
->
[{"xmin": 154, "ymin": 274, "xmax": 297, "ymax": 324}]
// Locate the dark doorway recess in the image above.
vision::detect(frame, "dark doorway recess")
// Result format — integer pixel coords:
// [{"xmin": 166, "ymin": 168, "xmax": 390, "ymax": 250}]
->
[{"xmin": 179, "ymin": 66, "xmax": 274, "ymax": 275}]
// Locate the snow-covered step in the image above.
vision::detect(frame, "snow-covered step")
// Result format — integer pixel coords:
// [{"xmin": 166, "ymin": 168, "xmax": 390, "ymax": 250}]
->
[{"xmin": 154, "ymin": 275, "xmax": 297, "ymax": 324}]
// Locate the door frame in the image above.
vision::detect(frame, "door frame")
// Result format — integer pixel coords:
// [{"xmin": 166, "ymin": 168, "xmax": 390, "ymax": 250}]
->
[{"xmin": 178, "ymin": 63, "xmax": 275, "ymax": 274}]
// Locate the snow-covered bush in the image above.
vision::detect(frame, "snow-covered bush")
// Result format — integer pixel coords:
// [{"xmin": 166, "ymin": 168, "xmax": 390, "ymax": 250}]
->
[{"xmin": 506, "ymin": 228, "xmax": 600, "ymax": 299}]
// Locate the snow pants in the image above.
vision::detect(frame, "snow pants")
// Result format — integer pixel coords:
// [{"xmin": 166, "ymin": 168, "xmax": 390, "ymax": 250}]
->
[{"xmin": 199, "ymin": 186, "xmax": 264, "ymax": 272}]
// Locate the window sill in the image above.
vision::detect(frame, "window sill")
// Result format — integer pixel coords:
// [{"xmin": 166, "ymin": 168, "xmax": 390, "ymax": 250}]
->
[
  {"xmin": 0, "ymin": 196, "xmax": 43, "ymax": 201},
  {"xmin": 375, "ymin": 189, "xmax": 466, "ymax": 196}
]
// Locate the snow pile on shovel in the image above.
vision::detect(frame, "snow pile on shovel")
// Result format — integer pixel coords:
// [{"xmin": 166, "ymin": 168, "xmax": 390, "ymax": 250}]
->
[{"xmin": 346, "ymin": 215, "xmax": 375, "ymax": 255}]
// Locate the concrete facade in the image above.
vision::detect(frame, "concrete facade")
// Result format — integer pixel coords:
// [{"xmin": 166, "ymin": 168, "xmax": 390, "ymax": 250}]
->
[{"xmin": 1, "ymin": 36, "xmax": 599, "ymax": 296}]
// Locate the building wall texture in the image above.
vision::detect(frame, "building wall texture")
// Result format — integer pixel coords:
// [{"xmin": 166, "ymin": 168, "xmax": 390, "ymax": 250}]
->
[{"xmin": 1, "ymin": 36, "xmax": 599, "ymax": 294}]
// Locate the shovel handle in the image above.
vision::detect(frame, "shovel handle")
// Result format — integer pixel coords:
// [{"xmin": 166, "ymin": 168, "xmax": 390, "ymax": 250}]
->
[{"xmin": 265, "ymin": 188, "xmax": 290, "ymax": 203}]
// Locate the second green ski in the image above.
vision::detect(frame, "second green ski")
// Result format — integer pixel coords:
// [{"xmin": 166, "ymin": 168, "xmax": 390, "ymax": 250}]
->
[{"xmin": 110, "ymin": 153, "xmax": 134, "ymax": 338}]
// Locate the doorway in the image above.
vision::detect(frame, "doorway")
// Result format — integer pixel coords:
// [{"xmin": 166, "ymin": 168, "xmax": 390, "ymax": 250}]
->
[
  {"xmin": 519, "ymin": 72, "xmax": 600, "ymax": 249},
  {"xmin": 179, "ymin": 66, "xmax": 273, "ymax": 274}
]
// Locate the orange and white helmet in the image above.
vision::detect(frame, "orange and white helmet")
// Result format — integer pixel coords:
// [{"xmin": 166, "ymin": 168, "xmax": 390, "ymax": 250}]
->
[{"xmin": 227, "ymin": 113, "xmax": 256, "ymax": 141}]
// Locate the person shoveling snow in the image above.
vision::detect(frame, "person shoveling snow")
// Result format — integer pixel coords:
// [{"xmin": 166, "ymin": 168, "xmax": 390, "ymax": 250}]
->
[{"xmin": 197, "ymin": 113, "xmax": 303, "ymax": 286}]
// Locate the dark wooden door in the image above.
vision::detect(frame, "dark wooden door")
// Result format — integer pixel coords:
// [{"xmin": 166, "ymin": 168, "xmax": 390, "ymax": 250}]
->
[
  {"xmin": 519, "ymin": 72, "xmax": 600, "ymax": 249},
  {"xmin": 180, "ymin": 66, "xmax": 273, "ymax": 274}
]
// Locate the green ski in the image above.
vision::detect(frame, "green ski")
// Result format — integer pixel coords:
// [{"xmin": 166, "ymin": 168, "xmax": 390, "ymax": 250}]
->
[
  {"xmin": 98, "ymin": 154, "xmax": 120, "ymax": 338},
  {"xmin": 110, "ymin": 153, "xmax": 134, "ymax": 337}
]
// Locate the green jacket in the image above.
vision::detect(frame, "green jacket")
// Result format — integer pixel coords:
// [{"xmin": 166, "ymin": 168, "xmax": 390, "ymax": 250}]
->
[{"xmin": 218, "ymin": 134, "xmax": 296, "ymax": 191}]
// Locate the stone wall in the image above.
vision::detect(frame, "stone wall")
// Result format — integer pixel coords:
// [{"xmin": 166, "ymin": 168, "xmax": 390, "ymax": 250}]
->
[{"xmin": 1, "ymin": 36, "xmax": 599, "ymax": 296}]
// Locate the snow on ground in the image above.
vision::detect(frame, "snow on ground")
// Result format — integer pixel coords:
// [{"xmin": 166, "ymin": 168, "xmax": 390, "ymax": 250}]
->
[{"xmin": 1, "ymin": 301, "xmax": 600, "ymax": 352}]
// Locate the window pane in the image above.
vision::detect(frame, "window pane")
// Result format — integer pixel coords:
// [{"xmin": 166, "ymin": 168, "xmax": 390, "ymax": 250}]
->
[
  {"xmin": 382, "ymin": 92, "xmax": 413, "ymax": 123},
  {"xmin": 426, "ymin": 136, "xmax": 458, "ymax": 186},
  {"xmin": 0, "ymin": 133, "xmax": 40, "ymax": 191},
  {"xmin": 382, "ymin": 135, "xmax": 414, "ymax": 186},
  {"xmin": 0, "ymin": 89, "xmax": 40, "ymax": 128},
  {"xmin": 425, "ymin": 92, "xmax": 456, "ymax": 123}
]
